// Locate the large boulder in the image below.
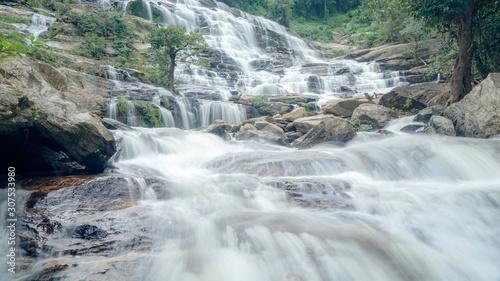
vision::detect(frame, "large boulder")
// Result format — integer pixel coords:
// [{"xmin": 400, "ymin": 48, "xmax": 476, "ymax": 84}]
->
[
  {"xmin": 292, "ymin": 115, "xmax": 336, "ymax": 134},
  {"xmin": 379, "ymin": 82, "xmax": 449, "ymax": 110},
  {"xmin": 321, "ymin": 98, "xmax": 367, "ymax": 117},
  {"xmin": 351, "ymin": 103, "xmax": 398, "ymax": 129},
  {"xmin": 293, "ymin": 118, "xmax": 356, "ymax": 148},
  {"xmin": 0, "ymin": 57, "xmax": 116, "ymax": 173},
  {"xmin": 282, "ymin": 107, "xmax": 308, "ymax": 121},
  {"xmin": 429, "ymin": 116, "xmax": 456, "ymax": 136},
  {"xmin": 443, "ymin": 73, "xmax": 500, "ymax": 138}
]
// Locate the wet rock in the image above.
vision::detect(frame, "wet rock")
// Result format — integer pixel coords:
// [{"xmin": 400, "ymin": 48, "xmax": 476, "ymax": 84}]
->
[
  {"xmin": 351, "ymin": 103, "xmax": 398, "ymax": 129},
  {"xmin": 400, "ymin": 124, "xmax": 428, "ymax": 134},
  {"xmin": 293, "ymin": 118, "xmax": 356, "ymax": 148},
  {"xmin": 198, "ymin": 120, "xmax": 230, "ymax": 139},
  {"xmin": 443, "ymin": 73, "xmax": 500, "ymax": 138},
  {"xmin": 307, "ymin": 75, "xmax": 323, "ymax": 94},
  {"xmin": 234, "ymin": 129, "xmax": 288, "ymax": 146},
  {"xmin": 292, "ymin": 115, "xmax": 337, "ymax": 134},
  {"xmin": 102, "ymin": 118, "xmax": 132, "ymax": 131},
  {"xmin": 429, "ymin": 116, "xmax": 456, "ymax": 136},
  {"xmin": 72, "ymin": 225, "xmax": 109, "ymax": 240},
  {"xmin": 321, "ymin": 98, "xmax": 369, "ymax": 117},
  {"xmin": 379, "ymin": 89, "xmax": 427, "ymax": 111},
  {"xmin": 282, "ymin": 107, "xmax": 308, "ymax": 121},
  {"xmin": 265, "ymin": 178, "xmax": 353, "ymax": 209},
  {"xmin": 235, "ymin": 120, "xmax": 288, "ymax": 146},
  {"xmin": 285, "ymin": 131, "xmax": 302, "ymax": 143},
  {"xmin": 381, "ymin": 82, "xmax": 450, "ymax": 109}
]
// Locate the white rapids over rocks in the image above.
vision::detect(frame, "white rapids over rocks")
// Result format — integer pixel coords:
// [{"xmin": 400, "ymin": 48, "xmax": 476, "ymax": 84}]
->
[
  {"xmin": 97, "ymin": 123, "xmax": 500, "ymax": 281},
  {"xmin": 102, "ymin": 0, "xmax": 405, "ymax": 129}
]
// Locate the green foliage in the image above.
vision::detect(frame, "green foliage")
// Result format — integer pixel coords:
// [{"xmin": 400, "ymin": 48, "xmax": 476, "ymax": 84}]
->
[
  {"xmin": 403, "ymin": 99, "xmax": 412, "ymax": 109},
  {"xmin": 302, "ymin": 103, "xmax": 314, "ymax": 114},
  {"xmin": 0, "ymin": 31, "xmax": 25, "ymax": 44},
  {"xmin": 250, "ymin": 96, "xmax": 272, "ymax": 115},
  {"xmin": 228, "ymin": 95, "xmax": 240, "ymax": 102},
  {"xmin": 117, "ymin": 97, "xmax": 130, "ymax": 121},
  {"xmin": 135, "ymin": 102, "xmax": 162, "ymax": 127},
  {"xmin": 0, "ymin": 38, "xmax": 24, "ymax": 61},
  {"xmin": 80, "ymin": 33, "xmax": 107, "ymax": 60},
  {"xmin": 1, "ymin": 15, "xmax": 30, "ymax": 25},
  {"xmin": 267, "ymin": 0, "xmax": 296, "ymax": 27},
  {"xmin": 111, "ymin": 11, "xmax": 134, "ymax": 60},
  {"xmin": 355, "ymin": 121, "xmax": 365, "ymax": 132},
  {"xmin": 62, "ymin": 8, "xmax": 135, "ymax": 61},
  {"xmin": 290, "ymin": 18, "xmax": 332, "ymax": 42},
  {"xmin": 162, "ymin": 98, "xmax": 170, "ymax": 108},
  {"xmin": 34, "ymin": 105, "xmax": 41, "ymax": 119},
  {"xmin": 146, "ymin": 25, "xmax": 207, "ymax": 91},
  {"xmin": 428, "ymin": 44, "xmax": 456, "ymax": 78},
  {"xmin": 474, "ymin": 4, "xmax": 500, "ymax": 78}
]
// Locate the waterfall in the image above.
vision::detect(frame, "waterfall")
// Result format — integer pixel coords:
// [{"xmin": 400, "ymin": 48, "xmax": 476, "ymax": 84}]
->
[
  {"xmin": 160, "ymin": 107, "xmax": 175, "ymax": 127},
  {"xmin": 107, "ymin": 97, "xmax": 118, "ymax": 119},
  {"xmin": 175, "ymin": 97, "xmax": 196, "ymax": 129},
  {"xmin": 98, "ymin": 128, "xmax": 500, "ymax": 281},
  {"xmin": 142, "ymin": 0, "xmax": 153, "ymax": 21},
  {"xmin": 26, "ymin": 14, "xmax": 55, "ymax": 40},
  {"xmin": 126, "ymin": 100, "xmax": 138, "ymax": 126},
  {"xmin": 199, "ymin": 101, "xmax": 246, "ymax": 127}
]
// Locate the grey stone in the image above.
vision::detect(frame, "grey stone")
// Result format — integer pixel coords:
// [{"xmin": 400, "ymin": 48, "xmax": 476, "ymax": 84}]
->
[{"xmin": 443, "ymin": 73, "xmax": 500, "ymax": 138}]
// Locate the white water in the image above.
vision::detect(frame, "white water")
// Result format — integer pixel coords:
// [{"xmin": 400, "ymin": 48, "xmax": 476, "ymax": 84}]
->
[
  {"xmin": 116, "ymin": 0, "xmax": 404, "ymax": 100},
  {"xmin": 26, "ymin": 14, "xmax": 56, "ymax": 40},
  {"xmin": 104, "ymin": 127, "xmax": 500, "ymax": 281}
]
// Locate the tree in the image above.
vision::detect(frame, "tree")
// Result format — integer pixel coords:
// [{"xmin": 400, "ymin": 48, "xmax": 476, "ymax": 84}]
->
[
  {"xmin": 267, "ymin": 0, "xmax": 296, "ymax": 27},
  {"xmin": 146, "ymin": 25, "xmax": 206, "ymax": 93},
  {"xmin": 403, "ymin": 0, "xmax": 499, "ymax": 104}
]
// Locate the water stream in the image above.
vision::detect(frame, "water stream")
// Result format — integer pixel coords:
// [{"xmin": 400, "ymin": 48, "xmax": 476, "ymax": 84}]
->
[{"xmin": 99, "ymin": 125, "xmax": 500, "ymax": 281}]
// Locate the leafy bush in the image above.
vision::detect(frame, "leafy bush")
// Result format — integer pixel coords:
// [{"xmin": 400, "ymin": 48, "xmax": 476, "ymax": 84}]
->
[
  {"xmin": 135, "ymin": 102, "xmax": 161, "ymax": 127},
  {"xmin": 250, "ymin": 96, "xmax": 271, "ymax": 115},
  {"xmin": 80, "ymin": 33, "xmax": 106, "ymax": 60},
  {"xmin": 117, "ymin": 97, "xmax": 130, "ymax": 121}
]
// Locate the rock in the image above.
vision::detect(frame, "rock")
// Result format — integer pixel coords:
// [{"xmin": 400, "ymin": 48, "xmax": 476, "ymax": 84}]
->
[
  {"xmin": 379, "ymin": 90, "xmax": 427, "ymax": 111},
  {"xmin": 413, "ymin": 105, "xmax": 447, "ymax": 124},
  {"xmin": 321, "ymin": 98, "xmax": 368, "ymax": 117},
  {"xmin": 198, "ymin": 120, "xmax": 230, "ymax": 139},
  {"xmin": 239, "ymin": 94, "xmax": 254, "ymax": 103},
  {"xmin": 381, "ymin": 82, "xmax": 450, "ymax": 109},
  {"xmin": 400, "ymin": 124, "xmax": 428, "ymax": 134},
  {"xmin": 72, "ymin": 225, "xmax": 108, "ymax": 240},
  {"xmin": 282, "ymin": 107, "xmax": 308, "ymax": 121},
  {"xmin": 351, "ymin": 103, "xmax": 398, "ymax": 129},
  {"xmin": 307, "ymin": 75, "xmax": 323, "ymax": 94},
  {"xmin": 102, "ymin": 118, "xmax": 132, "ymax": 131},
  {"xmin": 234, "ymin": 120, "xmax": 288, "ymax": 146},
  {"xmin": 285, "ymin": 131, "xmax": 302, "ymax": 143},
  {"xmin": 0, "ymin": 57, "xmax": 116, "ymax": 173},
  {"xmin": 254, "ymin": 120, "xmax": 286, "ymax": 140},
  {"xmin": 429, "ymin": 116, "xmax": 456, "ymax": 136},
  {"xmin": 293, "ymin": 118, "xmax": 356, "ymax": 148},
  {"xmin": 235, "ymin": 129, "xmax": 288, "ymax": 146},
  {"xmin": 443, "ymin": 73, "xmax": 500, "ymax": 138},
  {"xmin": 293, "ymin": 115, "xmax": 336, "ymax": 134}
]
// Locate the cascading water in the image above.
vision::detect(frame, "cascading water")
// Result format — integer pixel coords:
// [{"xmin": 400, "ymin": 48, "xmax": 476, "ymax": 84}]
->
[
  {"xmin": 26, "ymin": 14, "xmax": 56, "ymax": 40},
  {"xmin": 113, "ymin": 0, "xmax": 405, "ymax": 103},
  {"xmin": 126, "ymin": 100, "xmax": 138, "ymax": 126},
  {"xmin": 91, "ymin": 126, "xmax": 500, "ymax": 281},
  {"xmin": 199, "ymin": 101, "xmax": 246, "ymax": 127}
]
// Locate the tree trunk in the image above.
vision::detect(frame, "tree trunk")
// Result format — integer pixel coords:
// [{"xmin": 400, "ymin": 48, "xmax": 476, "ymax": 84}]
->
[
  {"xmin": 448, "ymin": 8, "xmax": 475, "ymax": 104},
  {"xmin": 168, "ymin": 53, "xmax": 176, "ymax": 93}
]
